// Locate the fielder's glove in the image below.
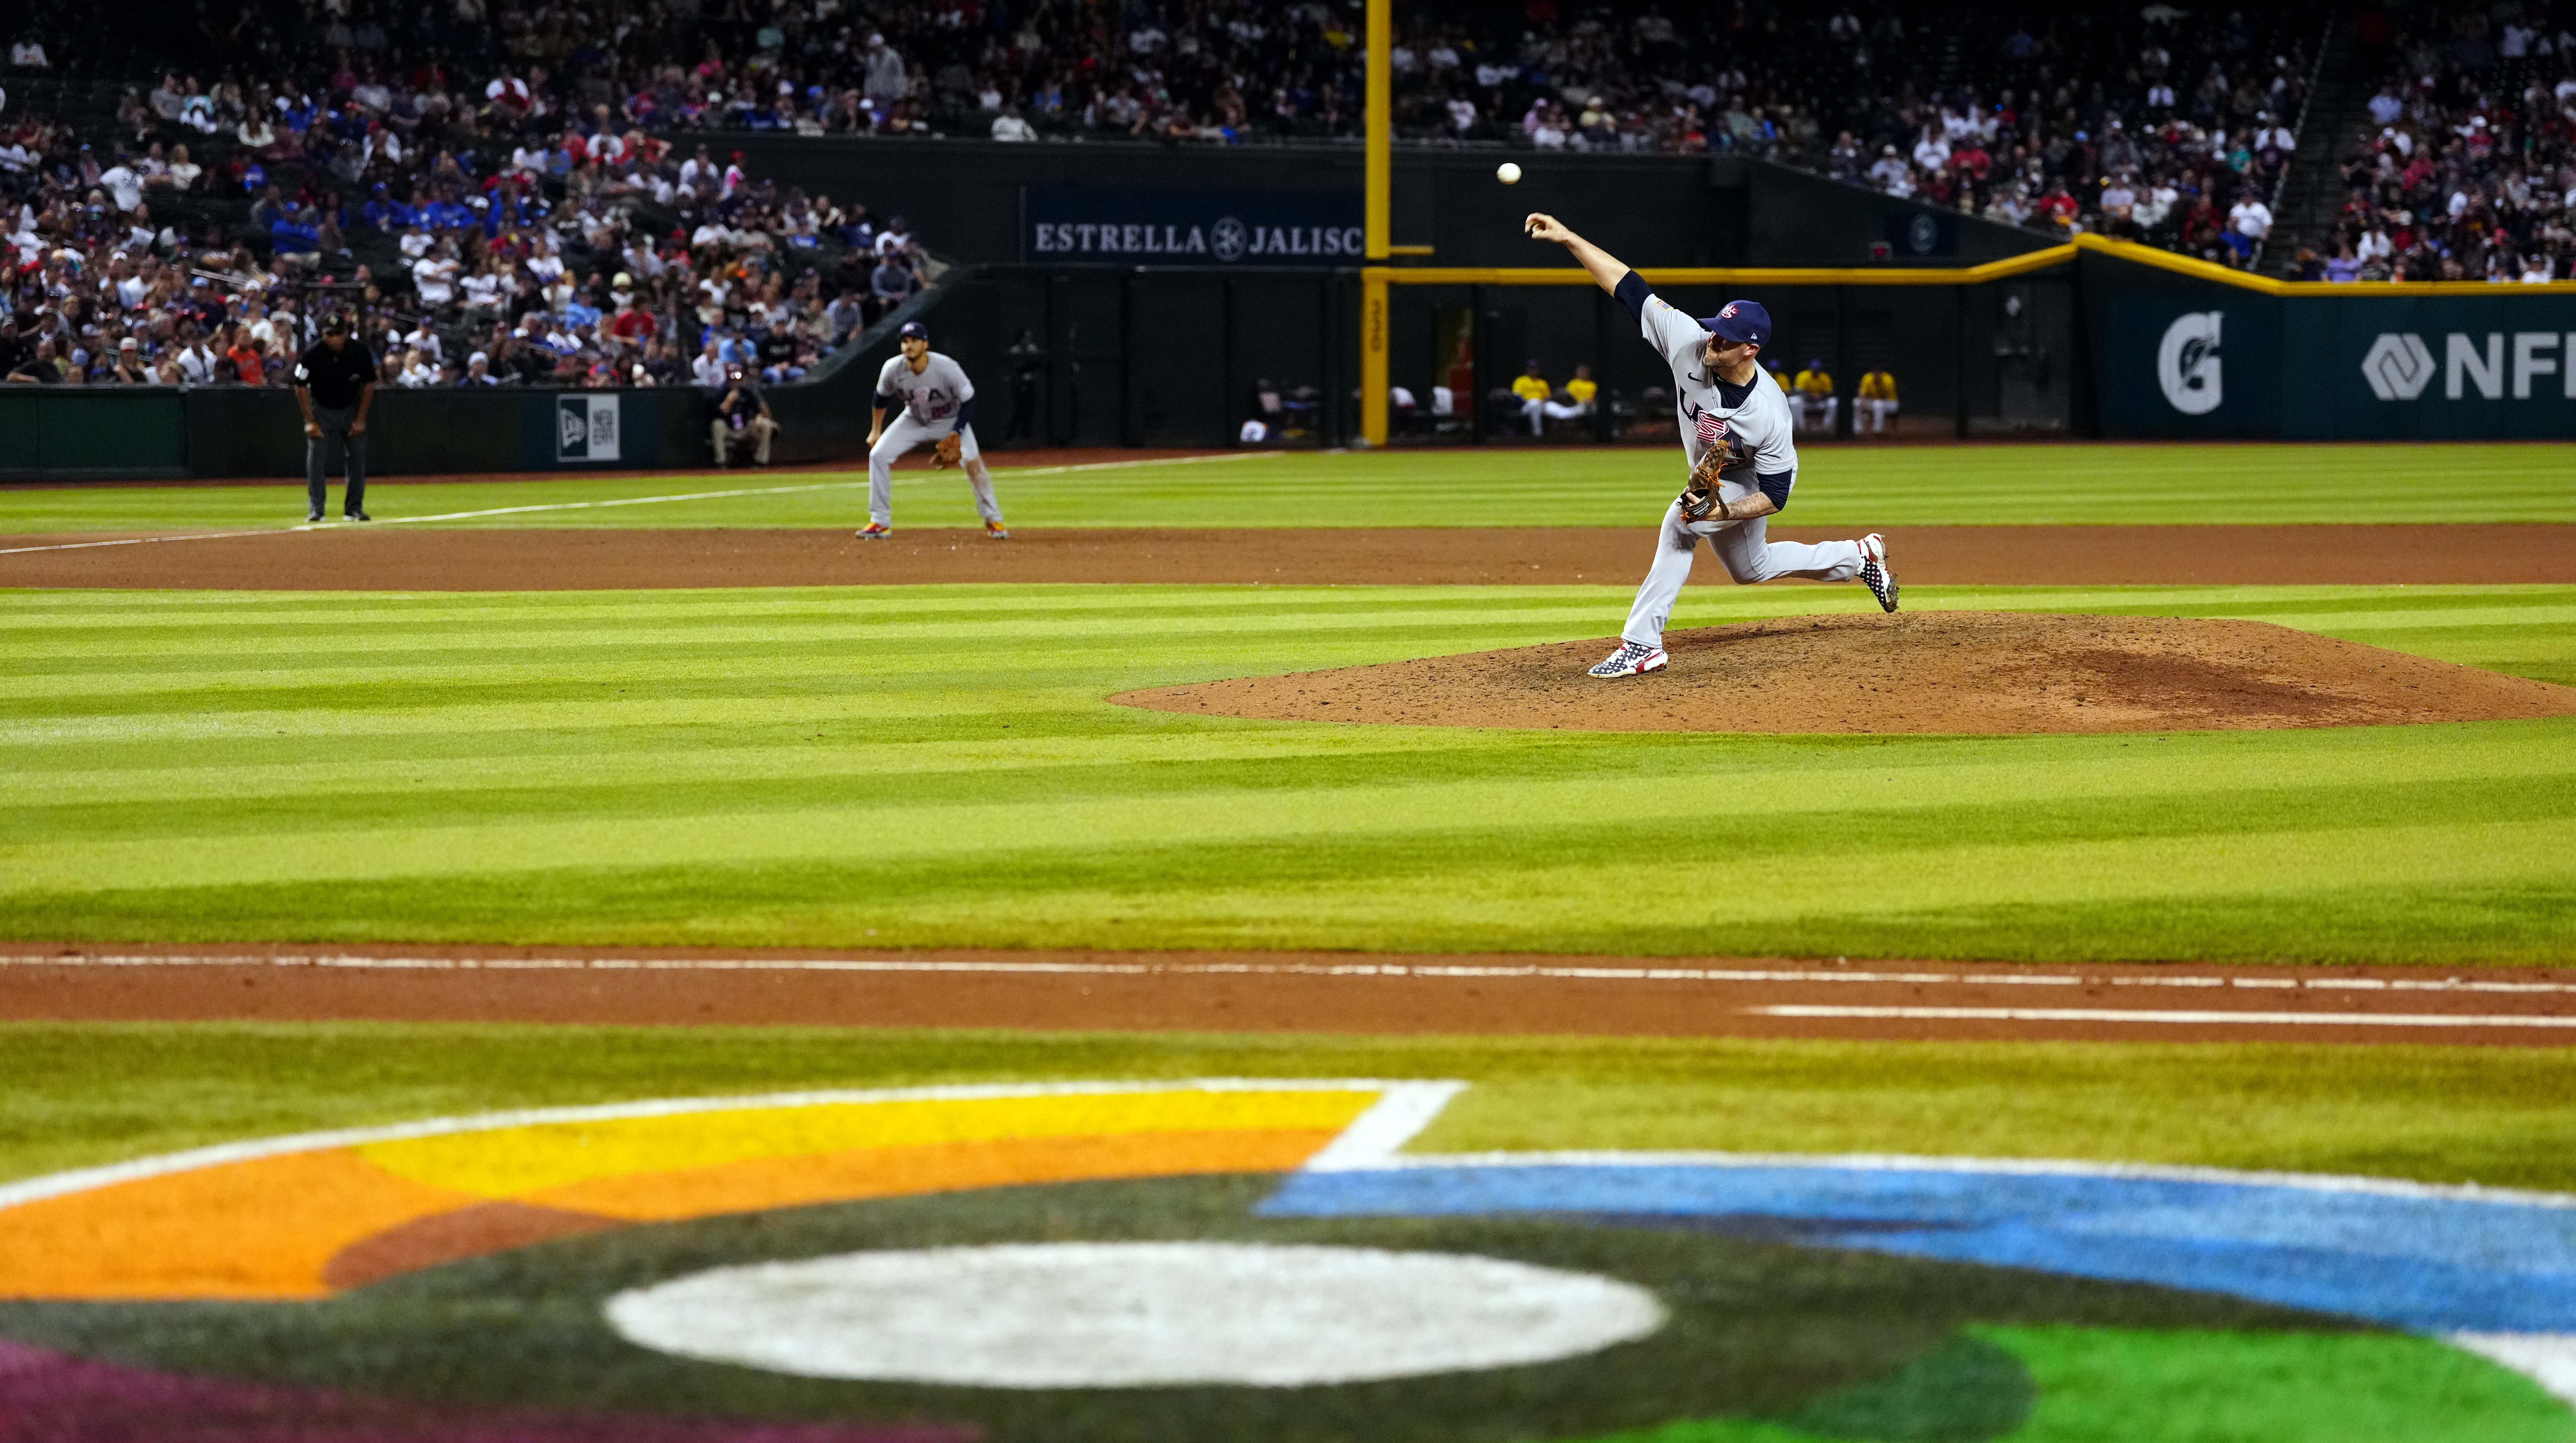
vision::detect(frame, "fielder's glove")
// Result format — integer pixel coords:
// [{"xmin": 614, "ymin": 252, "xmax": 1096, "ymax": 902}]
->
[
  {"xmin": 931, "ymin": 431, "xmax": 963, "ymax": 469},
  {"xmin": 1677, "ymin": 442, "xmax": 1727, "ymax": 521}
]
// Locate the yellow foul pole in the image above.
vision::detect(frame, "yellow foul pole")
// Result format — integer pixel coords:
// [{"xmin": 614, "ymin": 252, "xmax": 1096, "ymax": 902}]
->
[{"xmin": 1359, "ymin": 0, "xmax": 1391, "ymax": 446}]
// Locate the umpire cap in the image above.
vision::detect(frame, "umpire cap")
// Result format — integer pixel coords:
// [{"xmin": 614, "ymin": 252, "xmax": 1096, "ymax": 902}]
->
[{"xmin": 1697, "ymin": 299, "xmax": 1771, "ymax": 348}]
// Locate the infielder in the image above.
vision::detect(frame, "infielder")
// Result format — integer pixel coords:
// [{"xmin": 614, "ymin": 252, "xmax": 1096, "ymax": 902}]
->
[
  {"xmin": 1521, "ymin": 213, "xmax": 1897, "ymax": 679},
  {"xmin": 857, "ymin": 321, "xmax": 1008, "ymax": 539}
]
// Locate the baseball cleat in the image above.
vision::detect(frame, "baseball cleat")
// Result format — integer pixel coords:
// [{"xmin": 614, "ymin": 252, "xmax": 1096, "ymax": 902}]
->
[
  {"xmin": 305, "ymin": 511, "xmax": 322, "ymax": 524},
  {"xmin": 1857, "ymin": 533, "xmax": 1899, "ymax": 612},
  {"xmin": 855, "ymin": 522, "xmax": 893, "ymax": 539},
  {"xmin": 985, "ymin": 521, "xmax": 1011, "ymax": 539},
  {"xmin": 1587, "ymin": 640, "xmax": 1668, "ymax": 678},
  {"xmin": 346, "ymin": 510, "xmax": 371, "ymax": 522}
]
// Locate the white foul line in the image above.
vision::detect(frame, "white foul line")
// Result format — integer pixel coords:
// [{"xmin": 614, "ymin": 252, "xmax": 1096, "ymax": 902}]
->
[
  {"xmin": 0, "ymin": 451, "xmax": 1282, "ymax": 557},
  {"xmin": 4, "ymin": 952, "xmax": 2571, "ymax": 1007},
  {"xmin": 1752, "ymin": 1005, "xmax": 2576, "ymax": 1028}
]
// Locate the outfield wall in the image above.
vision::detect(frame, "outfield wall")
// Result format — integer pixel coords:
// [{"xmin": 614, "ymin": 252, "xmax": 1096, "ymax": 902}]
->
[
  {"xmin": 2080, "ymin": 249, "xmax": 2576, "ymax": 441},
  {"xmin": 15, "ymin": 239, "xmax": 2576, "ymax": 482}
]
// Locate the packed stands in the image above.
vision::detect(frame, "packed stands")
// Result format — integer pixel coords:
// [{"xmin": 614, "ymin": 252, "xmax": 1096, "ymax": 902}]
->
[{"xmin": 2317, "ymin": 3, "xmax": 2576, "ymax": 282}]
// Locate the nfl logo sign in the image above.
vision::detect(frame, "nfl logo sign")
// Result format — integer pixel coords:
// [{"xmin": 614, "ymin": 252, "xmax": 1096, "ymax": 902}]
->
[{"xmin": 556, "ymin": 396, "xmax": 622, "ymax": 462}]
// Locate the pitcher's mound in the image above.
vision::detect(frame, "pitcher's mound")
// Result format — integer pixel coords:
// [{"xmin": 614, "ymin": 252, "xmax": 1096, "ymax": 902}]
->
[{"xmin": 1111, "ymin": 612, "xmax": 2576, "ymax": 735}]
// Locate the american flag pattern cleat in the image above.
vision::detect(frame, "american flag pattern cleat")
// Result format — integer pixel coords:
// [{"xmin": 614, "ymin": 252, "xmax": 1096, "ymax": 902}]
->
[
  {"xmin": 1857, "ymin": 533, "xmax": 1899, "ymax": 612},
  {"xmin": 1587, "ymin": 640, "xmax": 1668, "ymax": 678}
]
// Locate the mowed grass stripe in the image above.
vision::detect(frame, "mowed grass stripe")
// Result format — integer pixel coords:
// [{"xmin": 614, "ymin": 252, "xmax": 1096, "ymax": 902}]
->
[
  {"xmin": 5, "ymin": 443, "xmax": 2575, "ymax": 532},
  {"xmin": 5, "ymin": 583, "xmax": 2572, "ymax": 963},
  {"xmin": 11, "ymin": 721, "xmax": 2567, "ymax": 822},
  {"xmin": 5, "ymin": 1025, "xmax": 2575, "ymax": 1193}
]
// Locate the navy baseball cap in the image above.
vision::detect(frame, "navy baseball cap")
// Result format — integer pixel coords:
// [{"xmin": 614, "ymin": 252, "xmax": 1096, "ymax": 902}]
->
[
  {"xmin": 1697, "ymin": 299, "xmax": 1771, "ymax": 348},
  {"xmin": 898, "ymin": 321, "xmax": 929, "ymax": 341}
]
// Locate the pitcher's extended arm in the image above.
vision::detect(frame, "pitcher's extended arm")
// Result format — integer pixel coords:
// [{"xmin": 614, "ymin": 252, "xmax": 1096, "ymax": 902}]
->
[{"xmin": 1524, "ymin": 213, "xmax": 1632, "ymax": 296}]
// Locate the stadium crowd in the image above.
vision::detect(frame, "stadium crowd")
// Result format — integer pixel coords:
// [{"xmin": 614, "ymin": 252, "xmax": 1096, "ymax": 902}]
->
[
  {"xmin": 9, "ymin": 2, "xmax": 2569, "ymax": 390},
  {"xmin": 2316, "ymin": 6, "xmax": 2576, "ymax": 283},
  {"xmin": 2, "ymin": 8, "xmax": 931, "ymax": 389}
]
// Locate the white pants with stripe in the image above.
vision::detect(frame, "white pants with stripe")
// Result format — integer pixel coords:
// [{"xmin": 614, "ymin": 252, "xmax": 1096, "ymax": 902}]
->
[
  {"xmin": 867, "ymin": 415, "xmax": 1001, "ymax": 527},
  {"xmin": 1618, "ymin": 482, "xmax": 1867, "ymax": 648}
]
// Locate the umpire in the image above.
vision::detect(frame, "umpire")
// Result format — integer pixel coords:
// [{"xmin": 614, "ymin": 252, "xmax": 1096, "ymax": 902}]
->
[{"xmin": 291, "ymin": 312, "xmax": 377, "ymax": 523}]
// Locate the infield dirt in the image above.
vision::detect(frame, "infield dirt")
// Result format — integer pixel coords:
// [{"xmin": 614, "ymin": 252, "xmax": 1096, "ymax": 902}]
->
[
  {"xmin": 5, "ymin": 947, "xmax": 2573, "ymax": 1043},
  {"xmin": 6, "ymin": 523, "xmax": 2573, "ymax": 588},
  {"xmin": 1113, "ymin": 611, "xmax": 2576, "ymax": 735}
]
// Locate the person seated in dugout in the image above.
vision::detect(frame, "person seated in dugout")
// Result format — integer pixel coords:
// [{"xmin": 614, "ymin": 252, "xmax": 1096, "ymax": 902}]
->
[
  {"xmin": 1514, "ymin": 359, "xmax": 1603, "ymax": 435},
  {"xmin": 711, "ymin": 363, "xmax": 778, "ymax": 466},
  {"xmin": 1857, "ymin": 367, "xmax": 1900, "ymax": 433},
  {"xmin": 1790, "ymin": 358, "xmax": 1836, "ymax": 432},
  {"xmin": 1527, "ymin": 362, "xmax": 1598, "ymax": 433}
]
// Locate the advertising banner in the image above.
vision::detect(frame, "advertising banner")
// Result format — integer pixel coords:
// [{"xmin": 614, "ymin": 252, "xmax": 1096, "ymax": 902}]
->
[
  {"xmin": 2283, "ymin": 293, "xmax": 2576, "ymax": 440},
  {"xmin": 2094, "ymin": 292, "xmax": 2284, "ymax": 439},
  {"xmin": 556, "ymin": 395, "xmax": 622, "ymax": 462},
  {"xmin": 1024, "ymin": 186, "xmax": 1363, "ymax": 267}
]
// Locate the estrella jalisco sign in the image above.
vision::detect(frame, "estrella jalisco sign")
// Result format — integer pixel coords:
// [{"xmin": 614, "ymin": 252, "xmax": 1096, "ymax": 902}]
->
[{"xmin": 1024, "ymin": 186, "xmax": 1363, "ymax": 266}]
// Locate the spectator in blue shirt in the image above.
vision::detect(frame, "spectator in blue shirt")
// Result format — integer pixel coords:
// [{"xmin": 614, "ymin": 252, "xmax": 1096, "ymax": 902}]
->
[
  {"xmin": 270, "ymin": 206, "xmax": 321, "ymax": 254},
  {"xmin": 423, "ymin": 191, "xmax": 475, "ymax": 230}
]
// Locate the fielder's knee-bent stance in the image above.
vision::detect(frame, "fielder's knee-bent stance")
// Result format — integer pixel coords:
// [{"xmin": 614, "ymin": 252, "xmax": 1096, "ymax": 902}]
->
[
  {"xmin": 858, "ymin": 320, "xmax": 1009, "ymax": 540},
  {"xmin": 1521, "ymin": 212, "xmax": 1897, "ymax": 679}
]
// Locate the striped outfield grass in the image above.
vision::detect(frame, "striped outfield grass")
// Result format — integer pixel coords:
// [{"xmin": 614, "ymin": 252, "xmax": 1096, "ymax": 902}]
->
[
  {"xmin": 3, "ymin": 582, "xmax": 2573, "ymax": 964},
  {"xmin": 7, "ymin": 1024, "xmax": 2576, "ymax": 1194},
  {"xmin": 5, "ymin": 441, "xmax": 2576, "ymax": 532}
]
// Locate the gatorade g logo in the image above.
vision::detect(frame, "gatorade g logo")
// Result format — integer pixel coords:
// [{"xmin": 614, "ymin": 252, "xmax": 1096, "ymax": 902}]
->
[{"xmin": 2157, "ymin": 311, "xmax": 2223, "ymax": 415}]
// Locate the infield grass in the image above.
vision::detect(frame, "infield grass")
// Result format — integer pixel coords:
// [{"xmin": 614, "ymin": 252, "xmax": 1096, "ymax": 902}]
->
[
  {"xmin": 5, "ymin": 1023, "xmax": 2575, "ymax": 1193},
  {"xmin": 4, "ymin": 440, "xmax": 2574, "ymax": 532},
  {"xmin": 3, "ymin": 580, "xmax": 2572, "ymax": 964}
]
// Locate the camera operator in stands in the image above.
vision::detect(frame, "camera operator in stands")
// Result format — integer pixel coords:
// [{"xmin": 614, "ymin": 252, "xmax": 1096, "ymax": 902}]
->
[{"xmin": 711, "ymin": 362, "xmax": 778, "ymax": 467}]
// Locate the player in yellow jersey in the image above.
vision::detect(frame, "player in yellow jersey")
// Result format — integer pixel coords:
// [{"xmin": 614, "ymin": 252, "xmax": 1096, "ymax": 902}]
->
[
  {"xmin": 1857, "ymin": 367, "xmax": 1899, "ymax": 433},
  {"xmin": 1511, "ymin": 360, "xmax": 1554, "ymax": 435},
  {"xmin": 1790, "ymin": 358, "xmax": 1836, "ymax": 433}
]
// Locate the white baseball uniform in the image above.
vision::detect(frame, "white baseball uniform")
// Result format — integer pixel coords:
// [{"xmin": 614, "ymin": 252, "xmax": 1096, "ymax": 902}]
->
[
  {"xmin": 1615, "ymin": 287, "xmax": 1870, "ymax": 649},
  {"xmin": 868, "ymin": 350, "xmax": 1002, "ymax": 528}
]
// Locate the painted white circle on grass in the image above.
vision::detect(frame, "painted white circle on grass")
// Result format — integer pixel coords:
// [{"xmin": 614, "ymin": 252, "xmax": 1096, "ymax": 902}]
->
[{"xmin": 603, "ymin": 1241, "xmax": 1665, "ymax": 1387}]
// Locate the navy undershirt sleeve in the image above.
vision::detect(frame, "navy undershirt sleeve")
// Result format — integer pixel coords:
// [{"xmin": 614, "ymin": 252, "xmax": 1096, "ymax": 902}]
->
[
  {"xmin": 1613, "ymin": 270, "xmax": 1650, "ymax": 320},
  {"xmin": 873, "ymin": 390, "xmax": 898, "ymax": 411},
  {"xmin": 952, "ymin": 395, "xmax": 976, "ymax": 432},
  {"xmin": 1757, "ymin": 472, "xmax": 1794, "ymax": 512}
]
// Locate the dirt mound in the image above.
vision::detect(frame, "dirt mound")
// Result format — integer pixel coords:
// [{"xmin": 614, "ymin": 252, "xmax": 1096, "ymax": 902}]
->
[{"xmin": 1111, "ymin": 612, "xmax": 2576, "ymax": 734}]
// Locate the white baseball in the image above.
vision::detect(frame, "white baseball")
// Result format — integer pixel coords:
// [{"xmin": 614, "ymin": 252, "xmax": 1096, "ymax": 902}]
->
[{"xmin": 1496, "ymin": 162, "xmax": 1523, "ymax": 185}]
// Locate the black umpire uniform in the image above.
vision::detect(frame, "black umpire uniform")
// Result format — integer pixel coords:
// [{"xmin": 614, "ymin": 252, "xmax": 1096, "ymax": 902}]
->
[{"xmin": 293, "ymin": 318, "xmax": 378, "ymax": 522}]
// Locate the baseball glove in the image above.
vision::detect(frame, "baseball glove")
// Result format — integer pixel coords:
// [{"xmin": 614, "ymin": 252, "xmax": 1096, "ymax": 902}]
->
[
  {"xmin": 1678, "ymin": 410, "xmax": 1730, "ymax": 520},
  {"xmin": 930, "ymin": 432, "xmax": 963, "ymax": 469},
  {"xmin": 1676, "ymin": 440, "xmax": 1727, "ymax": 521}
]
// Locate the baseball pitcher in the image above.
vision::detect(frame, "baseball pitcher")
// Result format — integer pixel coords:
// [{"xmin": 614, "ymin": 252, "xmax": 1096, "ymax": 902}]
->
[
  {"xmin": 858, "ymin": 320, "xmax": 1009, "ymax": 540},
  {"xmin": 1523, "ymin": 213, "xmax": 1898, "ymax": 679}
]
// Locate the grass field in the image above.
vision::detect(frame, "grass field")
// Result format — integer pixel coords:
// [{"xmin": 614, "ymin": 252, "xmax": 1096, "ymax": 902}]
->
[
  {"xmin": 5, "ymin": 440, "xmax": 2576, "ymax": 533},
  {"xmin": 7, "ymin": 1024, "xmax": 2575, "ymax": 1193},
  {"xmin": 8, "ymin": 445, "xmax": 2576, "ymax": 1440},
  {"xmin": 5, "ymin": 580, "xmax": 2571, "ymax": 963}
]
